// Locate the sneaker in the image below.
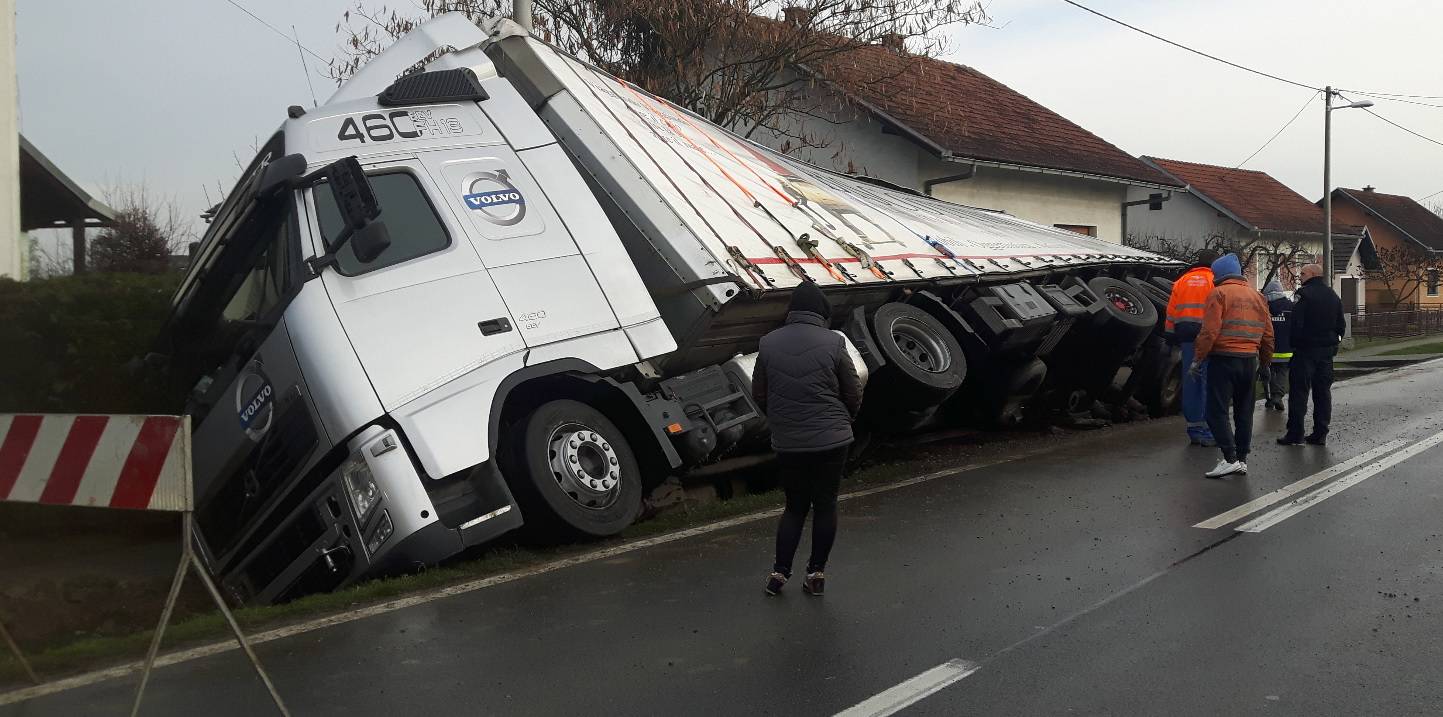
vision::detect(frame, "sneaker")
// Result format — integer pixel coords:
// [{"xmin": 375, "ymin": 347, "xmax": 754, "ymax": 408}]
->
[
  {"xmin": 1205, "ymin": 459, "xmax": 1245, "ymax": 479},
  {"xmin": 1198, "ymin": 437, "xmax": 1217, "ymax": 448},
  {"xmin": 1268, "ymin": 401, "xmax": 1286, "ymax": 411},
  {"xmin": 1236, "ymin": 461, "xmax": 1248, "ymax": 475},
  {"xmin": 801, "ymin": 572, "xmax": 825, "ymax": 596},
  {"xmin": 765, "ymin": 572, "xmax": 787, "ymax": 596},
  {"xmin": 1276, "ymin": 435, "xmax": 1303, "ymax": 446},
  {"xmin": 1305, "ymin": 434, "xmax": 1327, "ymax": 446}
]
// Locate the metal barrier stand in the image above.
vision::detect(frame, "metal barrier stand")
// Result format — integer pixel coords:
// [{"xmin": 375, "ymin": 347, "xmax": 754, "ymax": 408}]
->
[{"xmin": 130, "ymin": 512, "xmax": 291, "ymax": 717}]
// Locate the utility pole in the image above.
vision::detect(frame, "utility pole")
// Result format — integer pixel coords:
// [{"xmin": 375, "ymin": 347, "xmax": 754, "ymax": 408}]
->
[
  {"xmin": 514, "ymin": 0, "xmax": 532, "ymax": 31},
  {"xmin": 1323, "ymin": 86, "xmax": 1332, "ymax": 285},
  {"xmin": 1322, "ymin": 87, "xmax": 1374, "ymax": 289}
]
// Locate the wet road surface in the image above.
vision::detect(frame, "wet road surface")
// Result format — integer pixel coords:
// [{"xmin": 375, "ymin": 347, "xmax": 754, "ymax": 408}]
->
[{"xmin": 6, "ymin": 360, "xmax": 1443, "ymax": 716}]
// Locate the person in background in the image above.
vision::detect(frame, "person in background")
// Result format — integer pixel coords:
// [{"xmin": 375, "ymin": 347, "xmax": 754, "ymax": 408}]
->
[
  {"xmin": 1263, "ymin": 279, "xmax": 1294, "ymax": 411},
  {"xmin": 1165, "ymin": 248, "xmax": 1221, "ymax": 446},
  {"xmin": 751, "ymin": 281, "xmax": 863, "ymax": 597},
  {"xmin": 1192, "ymin": 253, "xmax": 1274, "ymax": 478},
  {"xmin": 1278, "ymin": 263, "xmax": 1346, "ymax": 446}
]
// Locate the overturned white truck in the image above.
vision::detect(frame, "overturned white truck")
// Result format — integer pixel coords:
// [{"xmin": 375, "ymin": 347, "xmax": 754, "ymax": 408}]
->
[{"xmin": 155, "ymin": 14, "xmax": 1182, "ymax": 603}]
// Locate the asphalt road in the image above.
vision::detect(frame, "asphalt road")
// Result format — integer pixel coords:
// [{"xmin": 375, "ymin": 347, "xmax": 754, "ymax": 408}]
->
[{"xmin": 7, "ymin": 360, "xmax": 1443, "ymax": 716}]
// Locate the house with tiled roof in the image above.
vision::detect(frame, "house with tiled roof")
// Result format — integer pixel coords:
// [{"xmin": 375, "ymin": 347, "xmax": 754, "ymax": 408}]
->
[
  {"xmin": 1325, "ymin": 186, "xmax": 1443, "ymax": 309},
  {"xmin": 748, "ymin": 40, "xmax": 1181, "ymax": 243},
  {"xmin": 1126, "ymin": 157, "xmax": 1369, "ymax": 300}
]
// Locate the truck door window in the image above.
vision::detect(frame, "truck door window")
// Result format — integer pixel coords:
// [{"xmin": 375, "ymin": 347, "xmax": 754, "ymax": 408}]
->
[{"xmin": 314, "ymin": 172, "xmax": 450, "ymax": 276}]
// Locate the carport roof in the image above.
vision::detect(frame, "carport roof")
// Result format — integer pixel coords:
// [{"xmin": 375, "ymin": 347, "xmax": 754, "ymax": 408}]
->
[{"xmin": 20, "ymin": 135, "xmax": 114, "ymax": 231}]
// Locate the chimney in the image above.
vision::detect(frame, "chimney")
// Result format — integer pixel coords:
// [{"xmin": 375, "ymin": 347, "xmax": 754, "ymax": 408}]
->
[
  {"xmin": 881, "ymin": 33, "xmax": 906, "ymax": 53},
  {"xmin": 782, "ymin": 6, "xmax": 809, "ymax": 27},
  {"xmin": 1363, "ymin": 185, "xmax": 1375, "ymax": 192}
]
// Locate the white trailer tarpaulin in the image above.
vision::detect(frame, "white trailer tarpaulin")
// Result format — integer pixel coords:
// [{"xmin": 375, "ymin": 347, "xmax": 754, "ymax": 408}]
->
[{"xmin": 523, "ymin": 39, "xmax": 1171, "ymax": 290}]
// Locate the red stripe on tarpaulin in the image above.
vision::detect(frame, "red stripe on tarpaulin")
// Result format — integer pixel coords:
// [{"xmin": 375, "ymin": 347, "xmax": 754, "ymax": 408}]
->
[
  {"xmin": 0, "ymin": 415, "xmax": 44, "ymax": 501},
  {"xmin": 108, "ymin": 416, "xmax": 181, "ymax": 509},
  {"xmin": 743, "ymin": 252, "xmax": 1102, "ymax": 265},
  {"xmin": 38, "ymin": 416, "xmax": 110, "ymax": 505}
]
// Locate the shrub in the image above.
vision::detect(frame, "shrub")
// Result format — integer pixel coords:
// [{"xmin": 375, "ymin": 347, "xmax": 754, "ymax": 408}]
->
[{"xmin": 0, "ymin": 273, "xmax": 180, "ymax": 413}]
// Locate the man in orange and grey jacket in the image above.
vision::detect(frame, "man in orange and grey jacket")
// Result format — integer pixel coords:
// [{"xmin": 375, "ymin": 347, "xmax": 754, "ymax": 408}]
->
[
  {"xmin": 1165, "ymin": 248, "xmax": 1221, "ymax": 446},
  {"xmin": 1191, "ymin": 253, "xmax": 1274, "ymax": 479}
]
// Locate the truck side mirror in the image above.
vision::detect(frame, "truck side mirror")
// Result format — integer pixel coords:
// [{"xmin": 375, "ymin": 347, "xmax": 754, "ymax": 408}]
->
[
  {"xmin": 349, "ymin": 221, "xmax": 392, "ymax": 263},
  {"xmin": 324, "ymin": 156, "xmax": 381, "ymax": 249},
  {"xmin": 304, "ymin": 156, "xmax": 393, "ymax": 272},
  {"xmin": 255, "ymin": 154, "xmax": 307, "ymax": 199}
]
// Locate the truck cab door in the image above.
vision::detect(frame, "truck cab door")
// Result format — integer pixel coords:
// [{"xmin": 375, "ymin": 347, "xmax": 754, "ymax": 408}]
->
[
  {"xmin": 416, "ymin": 147, "xmax": 624, "ymax": 350},
  {"xmin": 308, "ymin": 158, "xmax": 526, "ymax": 412}
]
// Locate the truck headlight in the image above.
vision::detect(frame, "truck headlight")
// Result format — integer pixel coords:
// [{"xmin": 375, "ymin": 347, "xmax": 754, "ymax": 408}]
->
[{"xmin": 341, "ymin": 454, "xmax": 380, "ymax": 519}]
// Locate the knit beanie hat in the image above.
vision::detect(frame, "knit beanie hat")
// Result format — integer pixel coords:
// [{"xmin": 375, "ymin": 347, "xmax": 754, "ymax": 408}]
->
[
  {"xmin": 787, "ymin": 280, "xmax": 831, "ymax": 319},
  {"xmin": 1211, "ymin": 253, "xmax": 1244, "ymax": 281}
]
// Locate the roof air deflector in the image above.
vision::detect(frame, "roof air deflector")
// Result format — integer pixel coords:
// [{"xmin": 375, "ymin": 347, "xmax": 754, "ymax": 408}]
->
[{"xmin": 378, "ymin": 68, "xmax": 489, "ymax": 107}]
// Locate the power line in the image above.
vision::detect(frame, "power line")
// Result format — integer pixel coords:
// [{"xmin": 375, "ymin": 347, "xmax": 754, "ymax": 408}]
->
[
  {"xmin": 1333, "ymin": 91, "xmax": 1443, "ymax": 149},
  {"xmin": 1340, "ymin": 89, "xmax": 1443, "ymax": 110},
  {"xmin": 1421, "ymin": 187, "xmax": 1443, "ymax": 201},
  {"xmin": 1058, "ymin": 0, "xmax": 1320, "ymax": 92},
  {"xmin": 222, "ymin": 0, "xmax": 328, "ymax": 64},
  {"xmin": 1236, "ymin": 90, "xmax": 1319, "ymax": 168}
]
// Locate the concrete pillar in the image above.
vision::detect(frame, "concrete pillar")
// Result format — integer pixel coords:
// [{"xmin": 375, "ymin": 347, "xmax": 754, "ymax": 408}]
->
[
  {"xmin": 0, "ymin": 0, "xmax": 19, "ymax": 279},
  {"xmin": 71, "ymin": 223, "xmax": 85, "ymax": 274}
]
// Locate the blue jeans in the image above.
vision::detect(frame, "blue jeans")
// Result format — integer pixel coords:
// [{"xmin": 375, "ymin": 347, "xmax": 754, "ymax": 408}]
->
[{"xmin": 1180, "ymin": 341, "xmax": 1212, "ymax": 440}]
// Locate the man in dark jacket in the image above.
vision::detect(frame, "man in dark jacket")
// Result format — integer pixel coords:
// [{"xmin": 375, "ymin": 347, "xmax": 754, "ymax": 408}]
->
[
  {"xmin": 1278, "ymin": 264, "xmax": 1347, "ymax": 446},
  {"xmin": 752, "ymin": 280, "xmax": 863, "ymax": 597},
  {"xmin": 1263, "ymin": 280, "xmax": 1294, "ymax": 411}
]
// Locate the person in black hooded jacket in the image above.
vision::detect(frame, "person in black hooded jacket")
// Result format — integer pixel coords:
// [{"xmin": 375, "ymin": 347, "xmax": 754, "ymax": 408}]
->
[{"xmin": 752, "ymin": 280, "xmax": 862, "ymax": 597}]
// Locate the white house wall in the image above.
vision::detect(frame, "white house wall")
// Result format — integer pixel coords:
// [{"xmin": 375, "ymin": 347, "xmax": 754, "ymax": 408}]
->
[
  {"xmin": 926, "ymin": 165, "xmax": 1127, "ymax": 242},
  {"xmin": 1123, "ymin": 185, "xmax": 1243, "ymax": 249}
]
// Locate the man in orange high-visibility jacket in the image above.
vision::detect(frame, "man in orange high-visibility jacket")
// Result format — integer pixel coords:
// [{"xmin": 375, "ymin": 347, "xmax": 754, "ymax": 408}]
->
[
  {"xmin": 1193, "ymin": 253, "xmax": 1274, "ymax": 479},
  {"xmin": 1165, "ymin": 248, "xmax": 1221, "ymax": 446}
]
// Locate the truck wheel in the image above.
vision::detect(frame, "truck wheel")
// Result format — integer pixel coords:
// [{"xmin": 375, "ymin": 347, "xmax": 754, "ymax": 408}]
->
[
  {"xmin": 507, "ymin": 399, "xmax": 642, "ymax": 538},
  {"xmin": 1086, "ymin": 277, "xmax": 1158, "ymax": 349},
  {"xmin": 869, "ymin": 302, "xmax": 966, "ymax": 407}
]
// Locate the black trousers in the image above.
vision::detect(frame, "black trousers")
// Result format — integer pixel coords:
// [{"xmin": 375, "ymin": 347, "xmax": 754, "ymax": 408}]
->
[
  {"xmin": 1286, "ymin": 346, "xmax": 1337, "ymax": 439},
  {"xmin": 1205, "ymin": 355, "xmax": 1258, "ymax": 463},
  {"xmin": 773, "ymin": 446, "xmax": 848, "ymax": 576}
]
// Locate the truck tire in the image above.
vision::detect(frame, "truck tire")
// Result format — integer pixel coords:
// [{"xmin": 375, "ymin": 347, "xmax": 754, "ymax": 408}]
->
[
  {"xmin": 1086, "ymin": 277, "xmax": 1158, "ymax": 345},
  {"xmin": 505, "ymin": 399, "xmax": 642, "ymax": 538},
  {"xmin": 1142, "ymin": 345, "xmax": 1183, "ymax": 417},
  {"xmin": 869, "ymin": 302, "xmax": 966, "ymax": 408}
]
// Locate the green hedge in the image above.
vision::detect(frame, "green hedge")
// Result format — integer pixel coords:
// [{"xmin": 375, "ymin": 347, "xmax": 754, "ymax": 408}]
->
[{"xmin": 0, "ymin": 273, "xmax": 180, "ymax": 414}]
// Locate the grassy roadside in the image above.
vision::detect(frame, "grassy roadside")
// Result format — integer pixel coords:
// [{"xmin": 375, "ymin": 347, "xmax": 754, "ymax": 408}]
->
[
  {"xmin": 1, "ymin": 433, "xmax": 1034, "ymax": 688},
  {"xmin": 1376, "ymin": 341, "xmax": 1443, "ymax": 357}
]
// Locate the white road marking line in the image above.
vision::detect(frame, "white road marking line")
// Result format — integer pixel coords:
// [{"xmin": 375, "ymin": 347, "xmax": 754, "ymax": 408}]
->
[
  {"xmin": 1193, "ymin": 439, "xmax": 1408, "ymax": 529},
  {"xmin": 0, "ymin": 451, "xmax": 1038, "ymax": 706},
  {"xmin": 1237, "ymin": 429, "xmax": 1443, "ymax": 533},
  {"xmin": 833, "ymin": 659, "xmax": 981, "ymax": 717}
]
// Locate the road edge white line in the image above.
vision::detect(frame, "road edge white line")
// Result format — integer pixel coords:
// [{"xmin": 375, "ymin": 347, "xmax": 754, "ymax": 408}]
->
[
  {"xmin": 833, "ymin": 659, "xmax": 981, "ymax": 717},
  {"xmin": 1193, "ymin": 439, "xmax": 1408, "ymax": 529},
  {"xmin": 0, "ymin": 451, "xmax": 1037, "ymax": 706},
  {"xmin": 1238, "ymin": 430, "xmax": 1443, "ymax": 533}
]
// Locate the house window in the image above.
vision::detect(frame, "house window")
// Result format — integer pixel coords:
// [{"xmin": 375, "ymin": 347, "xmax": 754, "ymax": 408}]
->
[
  {"xmin": 1428, "ymin": 269, "xmax": 1439, "ymax": 297},
  {"xmin": 1054, "ymin": 224, "xmax": 1097, "ymax": 237}
]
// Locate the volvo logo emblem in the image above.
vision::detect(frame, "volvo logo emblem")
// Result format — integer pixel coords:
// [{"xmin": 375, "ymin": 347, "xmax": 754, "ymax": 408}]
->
[
  {"xmin": 235, "ymin": 362, "xmax": 276, "ymax": 443},
  {"xmin": 462, "ymin": 169, "xmax": 526, "ymax": 226}
]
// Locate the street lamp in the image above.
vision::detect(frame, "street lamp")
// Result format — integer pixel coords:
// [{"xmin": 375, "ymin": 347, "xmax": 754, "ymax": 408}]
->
[{"xmin": 1323, "ymin": 86, "xmax": 1374, "ymax": 284}]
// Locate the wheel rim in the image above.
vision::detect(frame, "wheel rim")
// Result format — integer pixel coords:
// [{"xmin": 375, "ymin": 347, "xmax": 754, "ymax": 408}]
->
[
  {"xmin": 1103, "ymin": 288, "xmax": 1143, "ymax": 315},
  {"xmin": 547, "ymin": 422, "xmax": 622, "ymax": 510},
  {"xmin": 889, "ymin": 316, "xmax": 952, "ymax": 373}
]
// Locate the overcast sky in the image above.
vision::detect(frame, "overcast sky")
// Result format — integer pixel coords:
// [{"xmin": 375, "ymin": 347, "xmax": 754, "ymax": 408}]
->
[{"xmin": 16, "ymin": 0, "xmax": 1443, "ymax": 251}]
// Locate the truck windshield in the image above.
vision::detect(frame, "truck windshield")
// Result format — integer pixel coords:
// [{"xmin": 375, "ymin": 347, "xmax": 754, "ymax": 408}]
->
[{"xmin": 314, "ymin": 171, "xmax": 450, "ymax": 275}]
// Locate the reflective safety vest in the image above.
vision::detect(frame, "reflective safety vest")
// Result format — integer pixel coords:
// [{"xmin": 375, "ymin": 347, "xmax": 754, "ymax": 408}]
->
[{"xmin": 1166, "ymin": 266, "xmax": 1214, "ymax": 334}]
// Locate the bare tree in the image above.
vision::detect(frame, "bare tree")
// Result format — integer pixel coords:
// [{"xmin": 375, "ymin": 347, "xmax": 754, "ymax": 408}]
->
[
  {"xmin": 329, "ymin": 0, "xmax": 986, "ymax": 149},
  {"xmin": 1366, "ymin": 243, "xmax": 1443, "ymax": 309},
  {"xmin": 88, "ymin": 183, "xmax": 190, "ymax": 275},
  {"xmin": 1124, "ymin": 232, "xmax": 1230, "ymax": 267}
]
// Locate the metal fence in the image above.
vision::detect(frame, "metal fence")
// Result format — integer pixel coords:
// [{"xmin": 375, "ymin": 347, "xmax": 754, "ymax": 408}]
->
[{"xmin": 1351, "ymin": 308, "xmax": 1443, "ymax": 340}]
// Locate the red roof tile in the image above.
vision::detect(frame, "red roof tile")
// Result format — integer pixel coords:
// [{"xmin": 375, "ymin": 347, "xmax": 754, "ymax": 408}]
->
[
  {"xmin": 1143, "ymin": 157, "xmax": 1327, "ymax": 234},
  {"xmin": 1333, "ymin": 188, "xmax": 1443, "ymax": 251},
  {"xmin": 811, "ymin": 47, "xmax": 1177, "ymax": 187}
]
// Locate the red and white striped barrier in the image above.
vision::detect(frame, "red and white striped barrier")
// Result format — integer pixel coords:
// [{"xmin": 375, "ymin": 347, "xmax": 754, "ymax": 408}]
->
[{"xmin": 0, "ymin": 414, "xmax": 192, "ymax": 512}]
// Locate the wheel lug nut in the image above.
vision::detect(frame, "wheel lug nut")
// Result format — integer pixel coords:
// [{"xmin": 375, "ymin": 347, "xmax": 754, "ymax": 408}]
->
[{"xmin": 610, "ymin": 457, "xmax": 617, "ymax": 465}]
